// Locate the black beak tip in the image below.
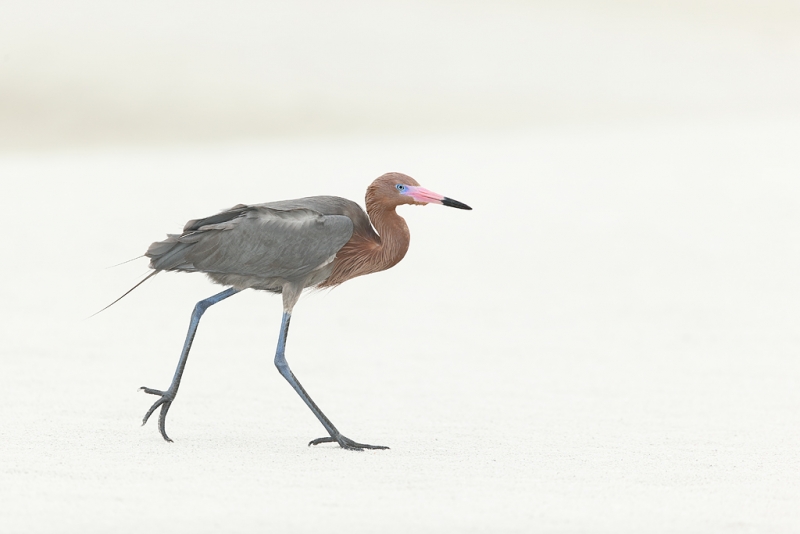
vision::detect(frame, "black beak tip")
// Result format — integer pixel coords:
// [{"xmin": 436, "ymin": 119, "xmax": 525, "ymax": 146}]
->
[{"xmin": 442, "ymin": 197, "xmax": 472, "ymax": 210}]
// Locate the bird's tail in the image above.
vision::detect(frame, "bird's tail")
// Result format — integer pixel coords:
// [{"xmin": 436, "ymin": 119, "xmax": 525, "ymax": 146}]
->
[{"xmin": 89, "ymin": 270, "xmax": 159, "ymax": 318}]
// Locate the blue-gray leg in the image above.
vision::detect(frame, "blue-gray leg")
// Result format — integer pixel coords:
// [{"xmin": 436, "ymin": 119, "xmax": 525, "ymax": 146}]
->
[
  {"xmin": 274, "ymin": 312, "xmax": 389, "ymax": 451},
  {"xmin": 141, "ymin": 287, "xmax": 240, "ymax": 441}
]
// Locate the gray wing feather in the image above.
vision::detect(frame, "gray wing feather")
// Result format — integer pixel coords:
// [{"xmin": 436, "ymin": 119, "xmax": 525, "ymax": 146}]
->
[
  {"xmin": 147, "ymin": 202, "xmax": 354, "ymax": 283},
  {"xmin": 183, "ymin": 204, "xmax": 250, "ymax": 232}
]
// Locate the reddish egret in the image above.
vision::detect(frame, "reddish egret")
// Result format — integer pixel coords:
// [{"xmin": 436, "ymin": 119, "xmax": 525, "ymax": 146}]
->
[{"xmin": 135, "ymin": 172, "xmax": 471, "ymax": 450}]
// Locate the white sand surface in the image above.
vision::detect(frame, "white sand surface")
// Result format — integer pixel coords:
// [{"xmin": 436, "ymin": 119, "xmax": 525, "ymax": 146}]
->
[{"xmin": 1, "ymin": 120, "xmax": 799, "ymax": 532}]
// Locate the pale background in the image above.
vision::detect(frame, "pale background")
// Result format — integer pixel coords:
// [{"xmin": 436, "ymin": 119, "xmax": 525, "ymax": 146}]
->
[{"xmin": 1, "ymin": 1, "xmax": 799, "ymax": 532}]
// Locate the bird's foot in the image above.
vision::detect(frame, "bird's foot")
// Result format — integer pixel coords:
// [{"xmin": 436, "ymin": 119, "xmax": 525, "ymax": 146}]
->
[
  {"xmin": 308, "ymin": 434, "xmax": 389, "ymax": 451},
  {"xmin": 140, "ymin": 387, "xmax": 175, "ymax": 442}
]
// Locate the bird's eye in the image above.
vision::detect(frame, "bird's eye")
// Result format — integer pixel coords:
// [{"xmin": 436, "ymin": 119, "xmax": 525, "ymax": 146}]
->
[{"xmin": 396, "ymin": 184, "xmax": 406, "ymax": 192}]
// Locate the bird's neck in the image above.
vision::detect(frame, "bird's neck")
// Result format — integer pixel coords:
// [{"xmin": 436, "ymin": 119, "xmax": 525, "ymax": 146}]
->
[
  {"xmin": 366, "ymin": 201, "xmax": 410, "ymax": 271},
  {"xmin": 320, "ymin": 199, "xmax": 411, "ymax": 287}
]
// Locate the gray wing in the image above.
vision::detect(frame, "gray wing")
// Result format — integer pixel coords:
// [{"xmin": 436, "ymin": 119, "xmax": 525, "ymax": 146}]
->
[{"xmin": 147, "ymin": 202, "xmax": 354, "ymax": 284}]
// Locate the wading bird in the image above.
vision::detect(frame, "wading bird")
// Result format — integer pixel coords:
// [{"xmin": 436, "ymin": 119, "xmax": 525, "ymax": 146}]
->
[{"xmin": 133, "ymin": 172, "xmax": 471, "ymax": 450}]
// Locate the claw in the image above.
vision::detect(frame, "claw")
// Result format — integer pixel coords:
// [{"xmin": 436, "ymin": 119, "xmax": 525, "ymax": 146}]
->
[
  {"xmin": 140, "ymin": 387, "xmax": 175, "ymax": 442},
  {"xmin": 308, "ymin": 435, "xmax": 389, "ymax": 451}
]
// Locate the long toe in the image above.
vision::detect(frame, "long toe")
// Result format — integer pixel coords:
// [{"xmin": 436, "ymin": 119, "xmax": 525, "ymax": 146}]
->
[
  {"xmin": 157, "ymin": 401, "xmax": 173, "ymax": 442},
  {"xmin": 140, "ymin": 386, "xmax": 167, "ymax": 396},
  {"xmin": 140, "ymin": 387, "xmax": 175, "ymax": 442},
  {"xmin": 309, "ymin": 435, "xmax": 389, "ymax": 451},
  {"xmin": 308, "ymin": 436, "xmax": 337, "ymax": 447},
  {"xmin": 141, "ymin": 396, "xmax": 167, "ymax": 425},
  {"xmin": 345, "ymin": 439, "xmax": 389, "ymax": 451}
]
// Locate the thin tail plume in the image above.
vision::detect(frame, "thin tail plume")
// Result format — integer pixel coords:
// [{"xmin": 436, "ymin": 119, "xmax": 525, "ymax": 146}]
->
[
  {"xmin": 89, "ymin": 270, "xmax": 159, "ymax": 318},
  {"xmin": 105, "ymin": 255, "xmax": 145, "ymax": 269}
]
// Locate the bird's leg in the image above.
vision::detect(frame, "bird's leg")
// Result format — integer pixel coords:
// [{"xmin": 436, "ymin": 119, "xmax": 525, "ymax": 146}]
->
[
  {"xmin": 141, "ymin": 287, "xmax": 240, "ymax": 441},
  {"xmin": 273, "ymin": 311, "xmax": 389, "ymax": 451}
]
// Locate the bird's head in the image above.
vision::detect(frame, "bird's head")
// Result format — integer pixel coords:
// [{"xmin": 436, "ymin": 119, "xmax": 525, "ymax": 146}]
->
[{"xmin": 367, "ymin": 172, "xmax": 472, "ymax": 210}]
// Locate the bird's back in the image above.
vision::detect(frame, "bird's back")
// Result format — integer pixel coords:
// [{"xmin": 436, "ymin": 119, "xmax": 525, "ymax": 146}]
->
[{"xmin": 147, "ymin": 195, "xmax": 373, "ymax": 292}]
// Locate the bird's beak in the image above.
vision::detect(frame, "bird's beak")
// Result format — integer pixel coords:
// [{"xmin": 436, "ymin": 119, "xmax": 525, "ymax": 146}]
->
[{"xmin": 407, "ymin": 186, "xmax": 472, "ymax": 210}]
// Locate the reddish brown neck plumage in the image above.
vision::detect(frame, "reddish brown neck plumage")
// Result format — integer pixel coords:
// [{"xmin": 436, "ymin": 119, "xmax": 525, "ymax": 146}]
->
[
  {"xmin": 364, "ymin": 192, "xmax": 411, "ymax": 270},
  {"xmin": 320, "ymin": 190, "xmax": 410, "ymax": 287}
]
